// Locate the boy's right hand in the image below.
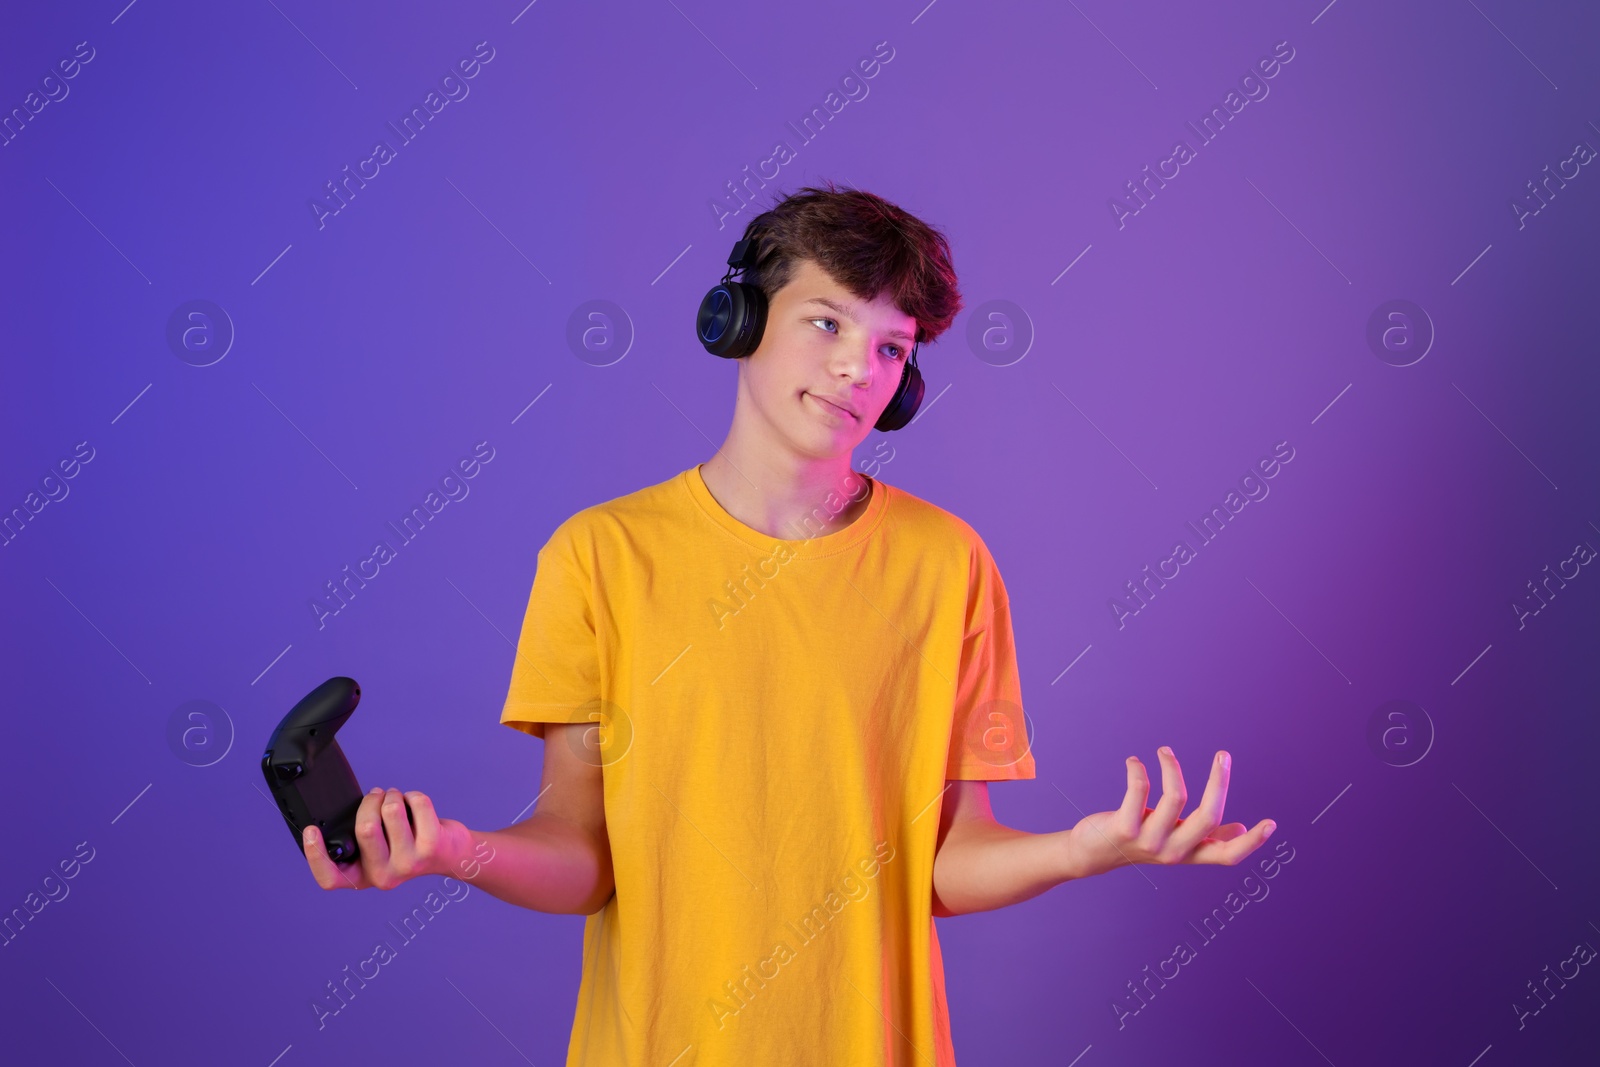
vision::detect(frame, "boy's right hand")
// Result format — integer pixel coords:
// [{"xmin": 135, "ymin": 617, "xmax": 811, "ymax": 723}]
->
[{"xmin": 302, "ymin": 787, "xmax": 473, "ymax": 891}]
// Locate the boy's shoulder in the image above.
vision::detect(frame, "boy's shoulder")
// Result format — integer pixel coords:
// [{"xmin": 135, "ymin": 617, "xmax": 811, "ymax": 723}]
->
[
  {"xmin": 881, "ymin": 478, "xmax": 989, "ymax": 551},
  {"xmin": 877, "ymin": 478, "xmax": 1007, "ymax": 585},
  {"xmin": 541, "ymin": 467, "xmax": 688, "ymax": 555}
]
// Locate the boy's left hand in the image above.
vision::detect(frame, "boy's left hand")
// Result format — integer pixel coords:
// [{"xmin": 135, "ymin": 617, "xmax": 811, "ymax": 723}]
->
[{"xmin": 1062, "ymin": 747, "xmax": 1276, "ymax": 881}]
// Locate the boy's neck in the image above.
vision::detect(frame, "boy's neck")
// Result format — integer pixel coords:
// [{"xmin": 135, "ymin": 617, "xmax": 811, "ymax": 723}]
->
[{"xmin": 699, "ymin": 449, "xmax": 872, "ymax": 541}]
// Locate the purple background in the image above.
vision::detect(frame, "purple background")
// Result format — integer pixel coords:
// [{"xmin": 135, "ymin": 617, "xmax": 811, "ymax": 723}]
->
[{"xmin": 3, "ymin": 1, "xmax": 1597, "ymax": 1064}]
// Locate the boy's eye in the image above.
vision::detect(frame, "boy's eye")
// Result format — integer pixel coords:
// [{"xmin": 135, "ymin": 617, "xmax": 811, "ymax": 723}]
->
[{"xmin": 810, "ymin": 318, "xmax": 906, "ymax": 360}]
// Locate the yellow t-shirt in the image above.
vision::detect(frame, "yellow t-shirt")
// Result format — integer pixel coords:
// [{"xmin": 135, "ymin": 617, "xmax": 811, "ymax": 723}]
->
[{"xmin": 500, "ymin": 463, "xmax": 1035, "ymax": 1066}]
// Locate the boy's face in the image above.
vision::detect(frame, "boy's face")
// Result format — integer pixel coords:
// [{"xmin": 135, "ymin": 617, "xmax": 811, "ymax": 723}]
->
[{"xmin": 738, "ymin": 257, "xmax": 918, "ymax": 459}]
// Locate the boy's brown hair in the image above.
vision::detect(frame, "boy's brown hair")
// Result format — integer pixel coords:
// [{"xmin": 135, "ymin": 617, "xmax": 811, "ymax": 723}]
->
[{"xmin": 740, "ymin": 181, "xmax": 964, "ymax": 346}]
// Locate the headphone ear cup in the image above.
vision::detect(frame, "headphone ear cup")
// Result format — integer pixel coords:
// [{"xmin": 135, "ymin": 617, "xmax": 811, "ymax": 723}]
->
[
  {"xmin": 697, "ymin": 281, "xmax": 768, "ymax": 359},
  {"xmin": 874, "ymin": 359, "xmax": 924, "ymax": 432}
]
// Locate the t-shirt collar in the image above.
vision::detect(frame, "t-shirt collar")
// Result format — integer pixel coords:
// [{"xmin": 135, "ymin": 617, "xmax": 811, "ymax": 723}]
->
[{"xmin": 682, "ymin": 463, "xmax": 889, "ymax": 558}]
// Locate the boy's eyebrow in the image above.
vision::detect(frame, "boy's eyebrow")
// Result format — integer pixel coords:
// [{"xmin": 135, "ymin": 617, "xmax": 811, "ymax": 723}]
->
[{"xmin": 802, "ymin": 297, "xmax": 914, "ymax": 341}]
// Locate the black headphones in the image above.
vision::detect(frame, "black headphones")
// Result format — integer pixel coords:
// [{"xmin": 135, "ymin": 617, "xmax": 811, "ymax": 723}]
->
[{"xmin": 695, "ymin": 217, "xmax": 925, "ymax": 432}]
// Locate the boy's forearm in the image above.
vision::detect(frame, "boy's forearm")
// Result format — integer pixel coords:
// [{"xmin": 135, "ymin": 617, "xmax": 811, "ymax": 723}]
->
[
  {"xmin": 455, "ymin": 814, "xmax": 614, "ymax": 915},
  {"xmin": 931, "ymin": 821, "xmax": 1077, "ymax": 917}
]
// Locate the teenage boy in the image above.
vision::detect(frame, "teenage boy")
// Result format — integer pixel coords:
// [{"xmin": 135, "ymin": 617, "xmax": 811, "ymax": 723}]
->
[{"xmin": 302, "ymin": 183, "xmax": 1276, "ymax": 1065}]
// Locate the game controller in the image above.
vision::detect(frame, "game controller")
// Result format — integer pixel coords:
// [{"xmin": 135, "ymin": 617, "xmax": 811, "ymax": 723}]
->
[{"xmin": 262, "ymin": 676, "xmax": 409, "ymax": 866}]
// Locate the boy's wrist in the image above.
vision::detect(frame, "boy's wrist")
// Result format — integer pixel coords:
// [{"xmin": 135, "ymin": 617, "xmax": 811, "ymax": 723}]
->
[
  {"xmin": 1053, "ymin": 828, "xmax": 1118, "ymax": 884},
  {"xmin": 424, "ymin": 821, "xmax": 491, "ymax": 881}
]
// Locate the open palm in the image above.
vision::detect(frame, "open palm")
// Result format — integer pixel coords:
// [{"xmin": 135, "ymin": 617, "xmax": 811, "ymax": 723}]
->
[{"xmin": 1064, "ymin": 747, "xmax": 1276, "ymax": 880}]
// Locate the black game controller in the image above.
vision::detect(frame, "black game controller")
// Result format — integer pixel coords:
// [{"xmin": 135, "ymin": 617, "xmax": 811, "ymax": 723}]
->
[{"xmin": 262, "ymin": 676, "xmax": 410, "ymax": 866}]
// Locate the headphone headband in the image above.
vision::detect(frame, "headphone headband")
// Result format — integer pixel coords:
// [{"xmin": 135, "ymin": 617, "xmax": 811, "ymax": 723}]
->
[{"xmin": 722, "ymin": 216, "xmax": 764, "ymax": 282}]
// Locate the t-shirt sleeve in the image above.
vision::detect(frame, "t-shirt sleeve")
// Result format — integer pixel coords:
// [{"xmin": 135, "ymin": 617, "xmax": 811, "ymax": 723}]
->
[
  {"xmin": 499, "ymin": 522, "xmax": 602, "ymax": 741},
  {"xmin": 945, "ymin": 534, "xmax": 1037, "ymax": 781}
]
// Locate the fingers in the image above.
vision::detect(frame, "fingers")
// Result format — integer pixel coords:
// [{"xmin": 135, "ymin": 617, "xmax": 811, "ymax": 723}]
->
[
  {"xmin": 1165, "ymin": 751, "xmax": 1231, "ymax": 858},
  {"xmin": 309, "ymin": 788, "xmax": 446, "ymax": 892},
  {"xmin": 1185, "ymin": 818, "xmax": 1277, "ymax": 865},
  {"xmin": 302, "ymin": 824, "xmax": 329, "ymax": 886},
  {"xmin": 1117, "ymin": 756, "xmax": 1151, "ymax": 838},
  {"xmin": 354, "ymin": 787, "xmax": 392, "ymax": 880},
  {"xmin": 379, "ymin": 788, "xmax": 417, "ymax": 868},
  {"xmin": 1148, "ymin": 746, "xmax": 1187, "ymax": 835},
  {"xmin": 303, "ymin": 823, "xmax": 365, "ymax": 890},
  {"xmin": 405, "ymin": 791, "xmax": 440, "ymax": 870},
  {"xmin": 1206, "ymin": 822, "xmax": 1249, "ymax": 842},
  {"xmin": 1104, "ymin": 744, "xmax": 1268, "ymax": 867}
]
